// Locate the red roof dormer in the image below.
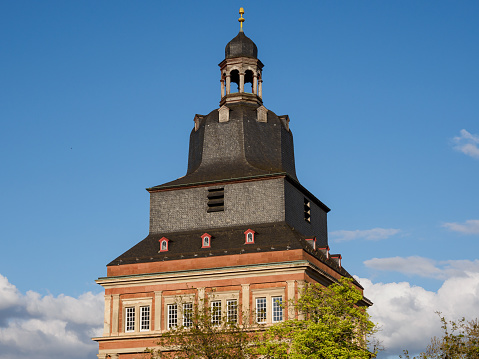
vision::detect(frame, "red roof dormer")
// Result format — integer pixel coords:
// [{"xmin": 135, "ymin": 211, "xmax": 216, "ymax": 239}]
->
[
  {"xmin": 201, "ymin": 233, "xmax": 211, "ymax": 248},
  {"xmin": 159, "ymin": 237, "xmax": 170, "ymax": 252},
  {"xmin": 244, "ymin": 229, "xmax": 255, "ymax": 244},
  {"xmin": 305, "ymin": 237, "xmax": 317, "ymax": 250}
]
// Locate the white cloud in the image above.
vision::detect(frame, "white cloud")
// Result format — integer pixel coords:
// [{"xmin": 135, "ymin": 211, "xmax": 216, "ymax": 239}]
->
[
  {"xmin": 0, "ymin": 274, "xmax": 20, "ymax": 311},
  {"xmin": 443, "ymin": 219, "xmax": 479, "ymax": 234},
  {"xmin": 0, "ymin": 274, "xmax": 103, "ymax": 359},
  {"xmin": 330, "ymin": 228, "xmax": 400, "ymax": 242},
  {"xmin": 358, "ymin": 271, "xmax": 479, "ymax": 357},
  {"xmin": 364, "ymin": 256, "xmax": 479, "ymax": 280},
  {"xmin": 364, "ymin": 256, "xmax": 444, "ymax": 279},
  {"xmin": 452, "ymin": 129, "xmax": 479, "ymax": 158}
]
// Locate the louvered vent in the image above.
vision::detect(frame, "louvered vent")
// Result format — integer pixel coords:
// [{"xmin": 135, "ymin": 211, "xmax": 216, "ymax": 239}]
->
[{"xmin": 207, "ymin": 188, "xmax": 224, "ymax": 213}]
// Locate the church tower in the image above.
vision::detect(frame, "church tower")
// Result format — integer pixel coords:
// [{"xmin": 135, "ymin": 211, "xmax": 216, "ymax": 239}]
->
[{"xmin": 94, "ymin": 9, "xmax": 371, "ymax": 359}]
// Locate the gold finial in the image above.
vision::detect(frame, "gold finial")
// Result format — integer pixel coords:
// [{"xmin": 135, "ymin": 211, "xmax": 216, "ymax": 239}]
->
[{"xmin": 238, "ymin": 7, "xmax": 245, "ymax": 32}]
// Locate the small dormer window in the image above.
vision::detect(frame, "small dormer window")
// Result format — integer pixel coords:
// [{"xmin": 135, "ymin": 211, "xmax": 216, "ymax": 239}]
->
[
  {"xmin": 330, "ymin": 254, "xmax": 342, "ymax": 268},
  {"xmin": 306, "ymin": 237, "xmax": 316, "ymax": 250},
  {"xmin": 201, "ymin": 233, "xmax": 211, "ymax": 248},
  {"xmin": 244, "ymin": 229, "xmax": 255, "ymax": 244},
  {"xmin": 318, "ymin": 246, "xmax": 330, "ymax": 259},
  {"xmin": 159, "ymin": 237, "xmax": 169, "ymax": 252}
]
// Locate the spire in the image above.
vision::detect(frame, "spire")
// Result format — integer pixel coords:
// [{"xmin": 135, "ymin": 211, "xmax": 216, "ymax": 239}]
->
[
  {"xmin": 220, "ymin": 8, "xmax": 263, "ymax": 106},
  {"xmin": 238, "ymin": 7, "xmax": 245, "ymax": 32}
]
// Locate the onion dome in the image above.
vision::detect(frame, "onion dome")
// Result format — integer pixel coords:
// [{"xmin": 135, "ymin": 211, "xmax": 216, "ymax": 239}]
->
[{"xmin": 225, "ymin": 31, "xmax": 258, "ymax": 59}]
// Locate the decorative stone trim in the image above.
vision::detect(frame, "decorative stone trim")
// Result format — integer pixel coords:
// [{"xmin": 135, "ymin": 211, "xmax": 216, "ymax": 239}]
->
[
  {"xmin": 193, "ymin": 114, "xmax": 204, "ymax": 131},
  {"xmin": 218, "ymin": 105, "xmax": 230, "ymax": 123},
  {"xmin": 103, "ymin": 295, "xmax": 112, "ymax": 336},
  {"xmin": 257, "ymin": 105, "xmax": 267, "ymax": 123}
]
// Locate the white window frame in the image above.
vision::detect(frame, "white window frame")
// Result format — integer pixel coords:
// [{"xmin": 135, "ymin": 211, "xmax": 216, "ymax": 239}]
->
[
  {"xmin": 252, "ymin": 287, "xmax": 285, "ymax": 324},
  {"xmin": 255, "ymin": 297, "xmax": 267, "ymax": 323},
  {"xmin": 121, "ymin": 297, "xmax": 153, "ymax": 334},
  {"xmin": 207, "ymin": 291, "xmax": 240, "ymax": 325},
  {"xmin": 140, "ymin": 305, "xmax": 150, "ymax": 331},
  {"xmin": 161, "ymin": 240, "xmax": 168, "ymax": 251},
  {"xmin": 163, "ymin": 294, "xmax": 195, "ymax": 330},
  {"xmin": 272, "ymin": 296, "xmax": 283, "ymax": 323},
  {"xmin": 244, "ymin": 229, "xmax": 255, "ymax": 244},
  {"xmin": 167, "ymin": 303, "xmax": 178, "ymax": 329},
  {"xmin": 211, "ymin": 300, "xmax": 222, "ymax": 325},
  {"xmin": 226, "ymin": 299, "xmax": 238, "ymax": 324},
  {"xmin": 159, "ymin": 236, "xmax": 170, "ymax": 252},
  {"xmin": 201, "ymin": 233, "xmax": 211, "ymax": 248},
  {"xmin": 125, "ymin": 306, "xmax": 135, "ymax": 332},
  {"xmin": 163, "ymin": 292, "xmax": 239, "ymax": 329},
  {"xmin": 183, "ymin": 302, "xmax": 193, "ymax": 327}
]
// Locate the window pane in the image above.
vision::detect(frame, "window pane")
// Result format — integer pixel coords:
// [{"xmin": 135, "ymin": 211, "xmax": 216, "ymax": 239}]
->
[
  {"xmin": 227, "ymin": 299, "xmax": 237, "ymax": 323},
  {"xmin": 125, "ymin": 307, "xmax": 135, "ymax": 332},
  {"xmin": 211, "ymin": 301, "xmax": 222, "ymax": 325},
  {"xmin": 183, "ymin": 303, "xmax": 193, "ymax": 327},
  {"xmin": 168, "ymin": 304, "xmax": 178, "ymax": 329},
  {"xmin": 256, "ymin": 297, "xmax": 266, "ymax": 323},
  {"xmin": 140, "ymin": 306, "xmax": 150, "ymax": 331},
  {"xmin": 272, "ymin": 296, "xmax": 283, "ymax": 322}
]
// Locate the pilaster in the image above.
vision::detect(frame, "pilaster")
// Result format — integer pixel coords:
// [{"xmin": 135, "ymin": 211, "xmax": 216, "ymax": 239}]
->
[
  {"xmin": 241, "ymin": 283, "xmax": 250, "ymax": 323},
  {"xmin": 103, "ymin": 295, "xmax": 112, "ymax": 336},
  {"xmin": 154, "ymin": 291, "xmax": 162, "ymax": 332},
  {"xmin": 111, "ymin": 294, "xmax": 120, "ymax": 335},
  {"xmin": 286, "ymin": 280, "xmax": 296, "ymax": 320}
]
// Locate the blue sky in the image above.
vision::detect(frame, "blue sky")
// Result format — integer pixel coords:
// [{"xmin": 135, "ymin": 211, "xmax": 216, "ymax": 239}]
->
[{"xmin": 1, "ymin": 1, "xmax": 478, "ymax": 358}]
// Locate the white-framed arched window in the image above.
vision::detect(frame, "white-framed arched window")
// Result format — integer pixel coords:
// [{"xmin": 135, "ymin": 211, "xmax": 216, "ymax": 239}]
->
[
  {"xmin": 201, "ymin": 233, "xmax": 211, "ymax": 248},
  {"xmin": 244, "ymin": 229, "xmax": 255, "ymax": 244},
  {"xmin": 159, "ymin": 237, "xmax": 170, "ymax": 252}
]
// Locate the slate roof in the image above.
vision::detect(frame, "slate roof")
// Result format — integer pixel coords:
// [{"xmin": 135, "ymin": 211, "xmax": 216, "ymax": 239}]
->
[
  {"xmin": 107, "ymin": 221, "xmax": 359, "ymax": 288},
  {"xmin": 148, "ymin": 102, "xmax": 298, "ymax": 191},
  {"xmin": 225, "ymin": 31, "xmax": 258, "ymax": 59}
]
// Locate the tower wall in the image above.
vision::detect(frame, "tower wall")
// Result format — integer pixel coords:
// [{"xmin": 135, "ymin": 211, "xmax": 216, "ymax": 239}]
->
[
  {"xmin": 149, "ymin": 178, "xmax": 285, "ymax": 234},
  {"xmin": 284, "ymin": 181, "xmax": 328, "ymax": 246}
]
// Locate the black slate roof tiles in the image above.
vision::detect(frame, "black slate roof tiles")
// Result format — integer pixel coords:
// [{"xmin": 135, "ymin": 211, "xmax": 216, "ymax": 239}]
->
[{"xmin": 108, "ymin": 222, "xmax": 356, "ymax": 286}]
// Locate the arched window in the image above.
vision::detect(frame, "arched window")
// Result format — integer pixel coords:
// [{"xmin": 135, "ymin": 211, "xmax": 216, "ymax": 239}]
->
[
  {"xmin": 230, "ymin": 69, "xmax": 240, "ymax": 93},
  {"xmin": 244, "ymin": 70, "xmax": 254, "ymax": 93},
  {"xmin": 244, "ymin": 229, "xmax": 255, "ymax": 244},
  {"xmin": 159, "ymin": 237, "xmax": 169, "ymax": 252},
  {"xmin": 201, "ymin": 233, "xmax": 211, "ymax": 248}
]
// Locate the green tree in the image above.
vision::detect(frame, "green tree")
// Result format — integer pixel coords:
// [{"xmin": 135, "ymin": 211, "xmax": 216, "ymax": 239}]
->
[
  {"xmin": 253, "ymin": 277, "xmax": 378, "ymax": 359},
  {"xmin": 145, "ymin": 295, "xmax": 253, "ymax": 359},
  {"xmin": 400, "ymin": 313, "xmax": 479, "ymax": 359}
]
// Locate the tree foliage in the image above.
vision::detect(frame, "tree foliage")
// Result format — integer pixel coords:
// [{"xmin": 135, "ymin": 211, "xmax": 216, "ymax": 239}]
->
[
  {"xmin": 145, "ymin": 296, "xmax": 252, "ymax": 359},
  {"xmin": 401, "ymin": 313, "xmax": 479, "ymax": 359},
  {"xmin": 252, "ymin": 277, "xmax": 378, "ymax": 359}
]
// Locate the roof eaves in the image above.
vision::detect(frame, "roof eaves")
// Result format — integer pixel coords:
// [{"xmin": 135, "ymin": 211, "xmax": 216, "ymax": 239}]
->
[{"xmin": 146, "ymin": 172, "xmax": 288, "ymax": 192}]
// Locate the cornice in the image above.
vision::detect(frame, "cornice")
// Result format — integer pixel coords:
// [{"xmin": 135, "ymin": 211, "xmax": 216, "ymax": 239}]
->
[{"xmin": 97, "ymin": 260, "xmax": 311, "ymax": 289}]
